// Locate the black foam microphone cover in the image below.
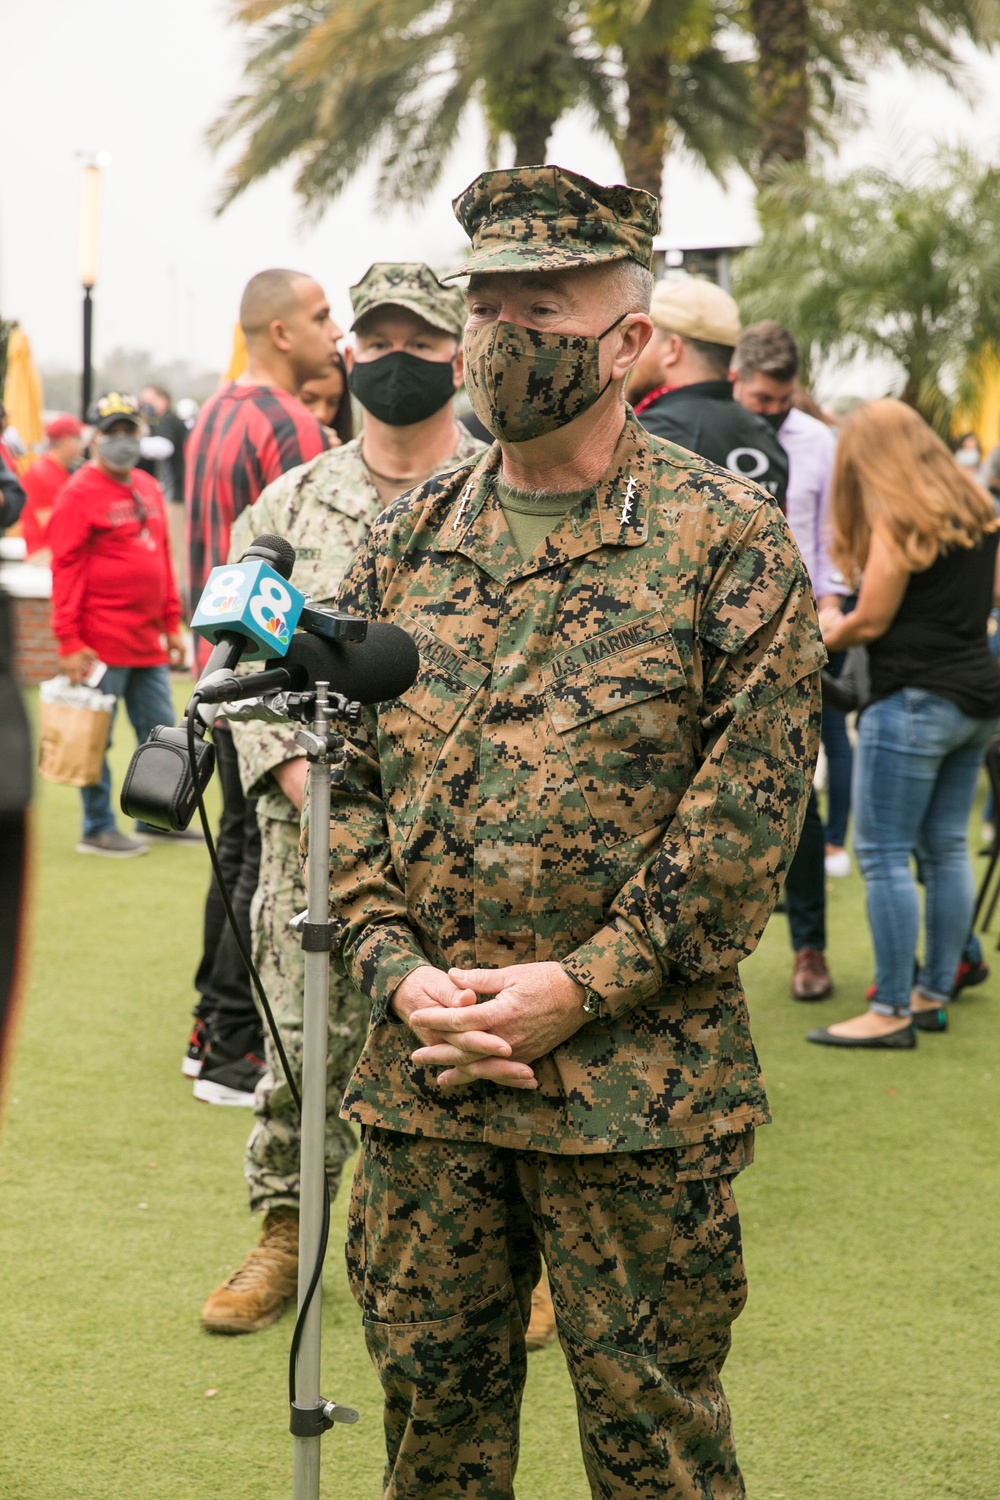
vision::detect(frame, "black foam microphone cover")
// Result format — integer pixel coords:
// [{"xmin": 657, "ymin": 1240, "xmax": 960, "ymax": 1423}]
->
[
  {"xmin": 242, "ymin": 532, "xmax": 296, "ymax": 580},
  {"xmin": 284, "ymin": 622, "xmax": 419, "ymax": 705}
]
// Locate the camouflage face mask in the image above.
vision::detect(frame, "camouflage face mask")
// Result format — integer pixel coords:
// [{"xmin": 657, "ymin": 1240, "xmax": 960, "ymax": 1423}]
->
[{"xmin": 464, "ymin": 315, "xmax": 625, "ymax": 442}]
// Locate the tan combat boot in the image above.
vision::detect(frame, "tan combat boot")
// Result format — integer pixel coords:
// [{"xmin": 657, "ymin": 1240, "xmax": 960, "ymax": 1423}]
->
[
  {"xmin": 525, "ymin": 1270, "xmax": 557, "ymax": 1352},
  {"xmin": 201, "ymin": 1207, "xmax": 299, "ymax": 1334}
]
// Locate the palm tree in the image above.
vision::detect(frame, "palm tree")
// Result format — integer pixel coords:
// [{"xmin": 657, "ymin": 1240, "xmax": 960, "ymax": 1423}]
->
[
  {"xmin": 748, "ymin": 0, "xmax": 808, "ymax": 172},
  {"xmin": 208, "ymin": 0, "xmax": 617, "ymax": 214},
  {"xmin": 209, "ymin": 0, "xmax": 756, "ymax": 217},
  {"xmin": 589, "ymin": 0, "xmax": 753, "ymax": 198},
  {"xmin": 748, "ymin": 0, "xmax": 1000, "ymax": 178},
  {"xmin": 732, "ymin": 150, "xmax": 1000, "ymax": 432}
]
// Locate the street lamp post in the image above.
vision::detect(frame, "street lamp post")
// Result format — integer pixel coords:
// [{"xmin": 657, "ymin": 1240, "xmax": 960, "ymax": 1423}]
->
[{"xmin": 79, "ymin": 158, "xmax": 104, "ymax": 420}]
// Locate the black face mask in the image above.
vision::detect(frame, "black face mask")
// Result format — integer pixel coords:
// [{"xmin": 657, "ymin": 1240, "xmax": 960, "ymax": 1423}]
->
[
  {"xmin": 761, "ymin": 408, "xmax": 790, "ymax": 433},
  {"xmin": 348, "ymin": 351, "xmax": 456, "ymax": 426}
]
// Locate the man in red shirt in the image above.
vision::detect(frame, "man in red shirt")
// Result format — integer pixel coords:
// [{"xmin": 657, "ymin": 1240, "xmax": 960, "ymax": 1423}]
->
[
  {"xmin": 48, "ymin": 393, "xmax": 184, "ymax": 858},
  {"xmin": 20, "ymin": 415, "xmax": 84, "ymax": 556},
  {"xmin": 184, "ymin": 268, "xmax": 339, "ymax": 1102}
]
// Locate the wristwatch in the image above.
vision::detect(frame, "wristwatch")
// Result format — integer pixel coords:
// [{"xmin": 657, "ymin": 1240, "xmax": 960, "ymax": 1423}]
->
[{"xmin": 581, "ymin": 987, "xmax": 606, "ymax": 1022}]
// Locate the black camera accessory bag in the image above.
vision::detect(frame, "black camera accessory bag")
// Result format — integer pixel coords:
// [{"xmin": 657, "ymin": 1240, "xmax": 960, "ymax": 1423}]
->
[{"xmin": 119, "ymin": 725, "xmax": 216, "ymax": 831}]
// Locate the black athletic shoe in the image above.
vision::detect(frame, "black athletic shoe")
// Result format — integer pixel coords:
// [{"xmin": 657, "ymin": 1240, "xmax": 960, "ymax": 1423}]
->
[
  {"xmin": 193, "ymin": 1054, "xmax": 264, "ymax": 1106},
  {"xmin": 193, "ymin": 1022, "xmax": 266, "ymax": 1106},
  {"xmin": 806, "ymin": 1023, "xmax": 916, "ymax": 1049}
]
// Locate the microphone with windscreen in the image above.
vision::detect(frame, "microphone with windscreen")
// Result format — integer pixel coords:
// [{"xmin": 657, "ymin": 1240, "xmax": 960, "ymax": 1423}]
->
[
  {"xmin": 188, "ymin": 530, "xmax": 303, "ymax": 710},
  {"xmin": 280, "ymin": 621, "xmax": 420, "ymax": 706},
  {"xmin": 121, "ymin": 523, "xmax": 419, "ymax": 829},
  {"xmin": 242, "ymin": 533, "xmax": 296, "ymax": 578},
  {"xmin": 121, "ymin": 618, "xmax": 420, "ymax": 829},
  {"xmin": 201, "ymin": 621, "xmax": 419, "ymax": 708}
]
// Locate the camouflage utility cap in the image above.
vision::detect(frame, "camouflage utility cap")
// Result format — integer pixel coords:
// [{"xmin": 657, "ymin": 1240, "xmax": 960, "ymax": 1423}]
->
[
  {"xmin": 350, "ymin": 263, "xmax": 466, "ymax": 337},
  {"xmin": 445, "ymin": 166, "xmax": 659, "ymax": 279}
]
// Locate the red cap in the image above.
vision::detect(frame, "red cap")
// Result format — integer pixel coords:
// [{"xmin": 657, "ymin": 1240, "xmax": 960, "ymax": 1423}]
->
[{"xmin": 46, "ymin": 414, "xmax": 84, "ymax": 441}]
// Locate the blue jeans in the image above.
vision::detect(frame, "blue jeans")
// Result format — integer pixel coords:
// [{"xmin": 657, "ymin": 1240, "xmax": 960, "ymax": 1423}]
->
[
  {"xmin": 80, "ymin": 664, "xmax": 176, "ymax": 837},
  {"xmin": 821, "ymin": 701, "xmax": 853, "ymax": 847},
  {"xmin": 854, "ymin": 689, "xmax": 1000, "ymax": 1015}
]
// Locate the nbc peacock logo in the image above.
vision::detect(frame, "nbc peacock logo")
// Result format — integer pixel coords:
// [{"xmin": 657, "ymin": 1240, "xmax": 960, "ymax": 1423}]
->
[{"xmin": 265, "ymin": 613, "xmax": 291, "ymax": 648}]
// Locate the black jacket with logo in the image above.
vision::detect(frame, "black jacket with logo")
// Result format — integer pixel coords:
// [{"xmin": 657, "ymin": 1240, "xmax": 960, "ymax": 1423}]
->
[{"xmin": 635, "ymin": 380, "xmax": 789, "ymax": 509}]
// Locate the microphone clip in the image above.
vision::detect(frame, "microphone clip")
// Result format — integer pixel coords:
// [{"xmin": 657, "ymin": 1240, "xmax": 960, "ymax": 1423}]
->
[{"xmin": 221, "ymin": 687, "xmax": 362, "ymax": 727}]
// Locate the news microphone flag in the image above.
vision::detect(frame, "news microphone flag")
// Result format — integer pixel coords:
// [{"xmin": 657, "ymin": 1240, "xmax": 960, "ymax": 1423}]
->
[{"xmin": 190, "ymin": 559, "xmax": 306, "ymax": 661}]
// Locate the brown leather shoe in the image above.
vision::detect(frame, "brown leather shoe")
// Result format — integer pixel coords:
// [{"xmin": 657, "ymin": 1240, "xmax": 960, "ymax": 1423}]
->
[
  {"xmin": 525, "ymin": 1273, "xmax": 557, "ymax": 1352},
  {"xmin": 201, "ymin": 1207, "xmax": 299, "ymax": 1334},
  {"xmin": 791, "ymin": 948, "xmax": 833, "ymax": 1001}
]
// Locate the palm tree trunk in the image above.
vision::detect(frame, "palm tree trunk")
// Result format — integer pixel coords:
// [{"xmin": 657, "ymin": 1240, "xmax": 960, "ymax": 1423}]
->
[
  {"xmin": 512, "ymin": 107, "xmax": 554, "ymax": 166},
  {"xmin": 622, "ymin": 44, "xmax": 673, "ymax": 201},
  {"xmin": 751, "ymin": 0, "xmax": 809, "ymax": 176}
]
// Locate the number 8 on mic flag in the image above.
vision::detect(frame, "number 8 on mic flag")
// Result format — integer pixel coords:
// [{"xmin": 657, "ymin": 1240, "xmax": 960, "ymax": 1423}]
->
[{"xmin": 190, "ymin": 560, "xmax": 306, "ymax": 660}]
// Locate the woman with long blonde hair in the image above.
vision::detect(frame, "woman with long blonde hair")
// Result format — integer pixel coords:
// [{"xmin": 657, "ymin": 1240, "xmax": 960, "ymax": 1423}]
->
[{"xmin": 809, "ymin": 399, "xmax": 1000, "ymax": 1050}]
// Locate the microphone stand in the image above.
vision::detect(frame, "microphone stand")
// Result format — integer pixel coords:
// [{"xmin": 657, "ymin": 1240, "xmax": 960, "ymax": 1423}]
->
[{"xmin": 283, "ymin": 680, "xmax": 359, "ymax": 1497}]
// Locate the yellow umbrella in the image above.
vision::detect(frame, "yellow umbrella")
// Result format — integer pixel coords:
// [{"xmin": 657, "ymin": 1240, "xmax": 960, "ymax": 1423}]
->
[
  {"xmin": 222, "ymin": 321, "xmax": 247, "ymax": 383},
  {"xmin": 955, "ymin": 352, "xmax": 1000, "ymax": 453},
  {"xmin": 3, "ymin": 326, "xmax": 45, "ymax": 473},
  {"xmin": 974, "ymin": 356, "xmax": 1000, "ymax": 454}
]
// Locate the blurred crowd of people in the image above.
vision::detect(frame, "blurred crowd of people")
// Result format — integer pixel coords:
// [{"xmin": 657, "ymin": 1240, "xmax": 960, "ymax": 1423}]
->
[{"xmin": 3, "ymin": 252, "xmax": 999, "ymax": 1344}]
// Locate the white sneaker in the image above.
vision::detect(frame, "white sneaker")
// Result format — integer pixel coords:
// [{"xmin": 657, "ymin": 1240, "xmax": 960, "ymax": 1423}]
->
[
  {"xmin": 193, "ymin": 1077, "xmax": 257, "ymax": 1107},
  {"xmin": 825, "ymin": 849, "xmax": 851, "ymax": 878}
]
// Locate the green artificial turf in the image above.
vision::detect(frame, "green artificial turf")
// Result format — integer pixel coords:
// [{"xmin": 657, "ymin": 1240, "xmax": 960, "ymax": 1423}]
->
[{"xmin": 1, "ymin": 678, "xmax": 998, "ymax": 1498}]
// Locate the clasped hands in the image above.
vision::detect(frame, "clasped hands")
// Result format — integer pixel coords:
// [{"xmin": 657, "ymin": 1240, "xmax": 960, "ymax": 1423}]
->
[{"xmin": 392, "ymin": 961, "xmax": 587, "ymax": 1090}]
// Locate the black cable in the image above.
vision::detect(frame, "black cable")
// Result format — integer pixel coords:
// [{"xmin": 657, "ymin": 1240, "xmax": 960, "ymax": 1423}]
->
[
  {"xmin": 186, "ymin": 699, "xmax": 301, "ymax": 1115},
  {"xmin": 289, "ymin": 1163, "xmax": 331, "ymax": 1407},
  {"xmin": 186, "ymin": 696, "xmax": 331, "ymax": 1405}
]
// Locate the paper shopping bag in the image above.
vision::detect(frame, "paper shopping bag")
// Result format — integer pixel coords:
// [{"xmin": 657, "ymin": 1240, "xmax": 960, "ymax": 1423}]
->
[{"xmin": 37, "ymin": 678, "xmax": 115, "ymax": 787}]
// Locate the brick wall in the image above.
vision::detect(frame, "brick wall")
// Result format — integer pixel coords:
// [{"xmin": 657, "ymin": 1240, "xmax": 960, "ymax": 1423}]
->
[{"xmin": 11, "ymin": 594, "xmax": 60, "ymax": 684}]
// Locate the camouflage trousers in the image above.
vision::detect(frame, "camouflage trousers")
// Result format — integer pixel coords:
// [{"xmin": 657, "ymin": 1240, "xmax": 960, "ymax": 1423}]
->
[
  {"xmin": 347, "ymin": 1126, "xmax": 751, "ymax": 1500},
  {"xmin": 244, "ymin": 816, "xmax": 370, "ymax": 1214}
]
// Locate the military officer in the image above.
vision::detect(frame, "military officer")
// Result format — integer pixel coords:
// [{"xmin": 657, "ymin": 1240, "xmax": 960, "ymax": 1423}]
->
[
  {"xmin": 199, "ymin": 264, "xmax": 485, "ymax": 1335},
  {"xmin": 329, "ymin": 169, "xmax": 824, "ymax": 1498}
]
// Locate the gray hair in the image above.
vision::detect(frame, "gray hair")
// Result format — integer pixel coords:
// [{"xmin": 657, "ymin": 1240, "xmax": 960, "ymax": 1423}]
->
[{"xmin": 605, "ymin": 258, "xmax": 655, "ymax": 316}]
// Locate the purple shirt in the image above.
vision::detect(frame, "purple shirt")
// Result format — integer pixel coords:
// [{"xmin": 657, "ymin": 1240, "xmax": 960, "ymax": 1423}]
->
[{"xmin": 777, "ymin": 405, "xmax": 843, "ymax": 598}]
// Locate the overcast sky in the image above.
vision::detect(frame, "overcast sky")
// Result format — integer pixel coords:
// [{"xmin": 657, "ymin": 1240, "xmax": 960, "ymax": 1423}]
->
[{"xmin": 3, "ymin": 1, "xmax": 999, "ymax": 389}]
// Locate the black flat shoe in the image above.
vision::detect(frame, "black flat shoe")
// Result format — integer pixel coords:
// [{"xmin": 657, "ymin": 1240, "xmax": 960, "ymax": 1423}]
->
[
  {"xmin": 806, "ymin": 1023, "xmax": 916, "ymax": 1049},
  {"xmin": 912, "ymin": 1006, "xmax": 948, "ymax": 1032}
]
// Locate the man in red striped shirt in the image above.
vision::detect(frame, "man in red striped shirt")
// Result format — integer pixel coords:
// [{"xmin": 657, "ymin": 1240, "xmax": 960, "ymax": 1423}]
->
[
  {"xmin": 186, "ymin": 270, "xmax": 338, "ymax": 636},
  {"xmin": 184, "ymin": 269, "xmax": 340, "ymax": 1103}
]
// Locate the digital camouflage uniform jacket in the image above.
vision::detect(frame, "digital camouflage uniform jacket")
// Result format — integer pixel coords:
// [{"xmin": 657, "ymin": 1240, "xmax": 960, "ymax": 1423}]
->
[
  {"xmin": 228, "ymin": 428, "xmax": 485, "ymax": 822},
  {"xmin": 332, "ymin": 412, "xmax": 824, "ymax": 1155}
]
